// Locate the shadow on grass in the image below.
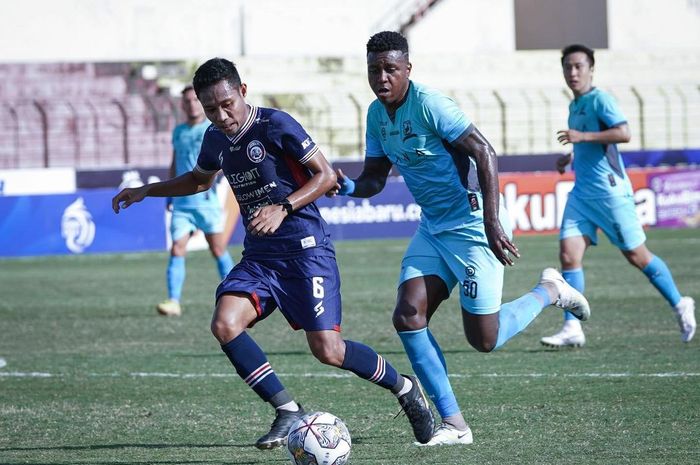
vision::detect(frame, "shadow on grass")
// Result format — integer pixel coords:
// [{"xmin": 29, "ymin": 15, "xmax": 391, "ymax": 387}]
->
[{"xmin": 0, "ymin": 443, "xmax": 292, "ymax": 465}]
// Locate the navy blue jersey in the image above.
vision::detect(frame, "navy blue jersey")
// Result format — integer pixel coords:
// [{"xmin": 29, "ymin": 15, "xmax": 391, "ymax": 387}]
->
[{"xmin": 195, "ymin": 106, "xmax": 334, "ymax": 259}]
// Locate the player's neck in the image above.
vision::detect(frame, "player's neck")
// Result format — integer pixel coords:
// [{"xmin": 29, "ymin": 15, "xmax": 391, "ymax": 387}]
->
[
  {"xmin": 573, "ymin": 84, "xmax": 594, "ymax": 99},
  {"xmin": 385, "ymin": 85, "xmax": 410, "ymax": 120}
]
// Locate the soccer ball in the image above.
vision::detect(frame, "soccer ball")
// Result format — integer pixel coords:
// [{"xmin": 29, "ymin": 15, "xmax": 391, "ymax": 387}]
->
[{"xmin": 286, "ymin": 411, "xmax": 351, "ymax": 465}]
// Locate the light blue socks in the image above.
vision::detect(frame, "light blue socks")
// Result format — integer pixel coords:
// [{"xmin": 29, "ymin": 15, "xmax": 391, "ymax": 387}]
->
[
  {"xmin": 562, "ymin": 268, "xmax": 585, "ymax": 321},
  {"xmin": 398, "ymin": 327, "xmax": 459, "ymax": 418},
  {"xmin": 642, "ymin": 255, "xmax": 682, "ymax": 307},
  {"xmin": 166, "ymin": 255, "xmax": 186, "ymax": 301},
  {"xmin": 494, "ymin": 286, "xmax": 550, "ymax": 349},
  {"xmin": 216, "ymin": 252, "xmax": 234, "ymax": 279}
]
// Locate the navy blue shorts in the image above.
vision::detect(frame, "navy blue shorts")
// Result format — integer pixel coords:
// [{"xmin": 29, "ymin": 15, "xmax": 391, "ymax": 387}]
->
[{"xmin": 216, "ymin": 255, "xmax": 342, "ymax": 332}]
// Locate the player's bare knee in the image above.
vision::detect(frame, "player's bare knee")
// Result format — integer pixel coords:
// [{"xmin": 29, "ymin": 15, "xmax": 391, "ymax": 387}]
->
[
  {"xmin": 392, "ymin": 308, "xmax": 426, "ymax": 332},
  {"xmin": 210, "ymin": 317, "xmax": 243, "ymax": 344},
  {"xmin": 310, "ymin": 341, "xmax": 344, "ymax": 367},
  {"xmin": 467, "ymin": 335, "xmax": 496, "ymax": 353}
]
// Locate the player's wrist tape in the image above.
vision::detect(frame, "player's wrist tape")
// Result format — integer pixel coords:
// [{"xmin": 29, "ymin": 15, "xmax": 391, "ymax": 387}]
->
[{"xmin": 338, "ymin": 177, "xmax": 356, "ymax": 195}]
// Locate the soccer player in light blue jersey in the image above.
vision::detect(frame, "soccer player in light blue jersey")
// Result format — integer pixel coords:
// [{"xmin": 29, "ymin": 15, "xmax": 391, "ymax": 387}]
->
[
  {"xmin": 329, "ymin": 31, "xmax": 591, "ymax": 446},
  {"xmin": 156, "ymin": 85, "xmax": 235, "ymax": 316},
  {"xmin": 540, "ymin": 44, "xmax": 695, "ymax": 348}
]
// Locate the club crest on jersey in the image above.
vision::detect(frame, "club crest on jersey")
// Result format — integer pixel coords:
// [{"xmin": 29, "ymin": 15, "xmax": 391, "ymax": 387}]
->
[
  {"xmin": 402, "ymin": 120, "xmax": 417, "ymax": 141},
  {"xmin": 247, "ymin": 140, "xmax": 266, "ymax": 163}
]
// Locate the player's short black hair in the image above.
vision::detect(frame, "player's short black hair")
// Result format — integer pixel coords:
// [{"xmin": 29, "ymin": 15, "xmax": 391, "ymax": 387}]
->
[
  {"xmin": 561, "ymin": 44, "xmax": 595, "ymax": 67},
  {"xmin": 193, "ymin": 58, "xmax": 242, "ymax": 96},
  {"xmin": 366, "ymin": 31, "xmax": 409, "ymax": 56}
]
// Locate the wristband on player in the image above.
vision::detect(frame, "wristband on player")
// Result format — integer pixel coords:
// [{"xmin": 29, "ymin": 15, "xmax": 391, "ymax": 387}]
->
[{"xmin": 337, "ymin": 177, "xmax": 356, "ymax": 195}]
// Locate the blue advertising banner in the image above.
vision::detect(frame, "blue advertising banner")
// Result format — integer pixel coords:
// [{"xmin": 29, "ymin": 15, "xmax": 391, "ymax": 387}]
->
[{"xmin": 0, "ymin": 189, "xmax": 166, "ymax": 257}]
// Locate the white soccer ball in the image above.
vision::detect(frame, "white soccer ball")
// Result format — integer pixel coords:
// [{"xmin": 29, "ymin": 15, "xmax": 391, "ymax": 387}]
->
[{"xmin": 286, "ymin": 411, "xmax": 351, "ymax": 465}]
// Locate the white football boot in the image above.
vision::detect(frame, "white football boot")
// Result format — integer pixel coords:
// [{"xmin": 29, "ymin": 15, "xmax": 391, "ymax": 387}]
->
[
  {"xmin": 674, "ymin": 296, "xmax": 696, "ymax": 343},
  {"xmin": 539, "ymin": 268, "xmax": 590, "ymax": 321},
  {"xmin": 156, "ymin": 299, "xmax": 182, "ymax": 316},
  {"xmin": 416, "ymin": 423, "xmax": 473, "ymax": 446},
  {"xmin": 540, "ymin": 320, "xmax": 586, "ymax": 348}
]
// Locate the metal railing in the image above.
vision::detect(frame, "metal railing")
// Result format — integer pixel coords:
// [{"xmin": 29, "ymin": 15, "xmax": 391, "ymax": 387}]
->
[{"xmin": 1, "ymin": 84, "xmax": 698, "ymax": 169}]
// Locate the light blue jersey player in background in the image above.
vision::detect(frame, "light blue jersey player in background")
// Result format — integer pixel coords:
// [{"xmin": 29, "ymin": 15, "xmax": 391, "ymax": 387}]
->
[
  {"xmin": 540, "ymin": 44, "xmax": 696, "ymax": 348},
  {"xmin": 329, "ymin": 31, "xmax": 591, "ymax": 446},
  {"xmin": 156, "ymin": 85, "xmax": 234, "ymax": 316}
]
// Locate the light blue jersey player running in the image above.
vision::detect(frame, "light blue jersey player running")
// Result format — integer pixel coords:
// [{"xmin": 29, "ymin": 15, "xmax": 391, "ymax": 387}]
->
[
  {"xmin": 329, "ymin": 31, "xmax": 591, "ymax": 446},
  {"xmin": 540, "ymin": 44, "xmax": 695, "ymax": 348},
  {"xmin": 156, "ymin": 85, "xmax": 234, "ymax": 316}
]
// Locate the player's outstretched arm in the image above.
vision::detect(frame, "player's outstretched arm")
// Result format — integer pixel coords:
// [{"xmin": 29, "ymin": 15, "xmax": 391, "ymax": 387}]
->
[
  {"xmin": 452, "ymin": 127, "xmax": 520, "ymax": 266},
  {"xmin": 327, "ymin": 157, "xmax": 392, "ymax": 198},
  {"xmin": 112, "ymin": 170, "xmax": 216, "ymax": 214}
]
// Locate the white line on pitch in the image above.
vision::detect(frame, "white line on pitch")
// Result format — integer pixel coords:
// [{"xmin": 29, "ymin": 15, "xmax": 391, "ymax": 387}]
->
[{"xmin": 1, "ymin": 371, "xmax": 699, "ymax": 379}]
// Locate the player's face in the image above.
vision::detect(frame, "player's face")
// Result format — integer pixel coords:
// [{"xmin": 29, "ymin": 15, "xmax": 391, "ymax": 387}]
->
[
  {"xmin": 198, "ymin": 79, "xmax": 249, "ymax": 136},
  {"xmin": 181, "ymin": 89, "xmax": 205, "ymax": 122},
  {"xmin": 367, "ymin": 50, "xmax": 411, "ymax": 111},
  {"xmin": 562, "ymin": 52, "xmax": 594, "ymax": 97}
]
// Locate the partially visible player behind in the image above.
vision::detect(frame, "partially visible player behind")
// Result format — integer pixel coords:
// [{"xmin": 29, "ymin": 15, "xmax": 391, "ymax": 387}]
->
[
  {"xmin": 329, "ymin": 31, "xmax": 591, "ymax": 446},
  {"xmin": 112, "ymin": 58, "xmax": 434, "ymax": 448},
  {"xmin": 541, "ymin": 44, "xmax": 695, "ymax": 347},
  {"xmin": 157, "ymin": 85, "xmax": 235, "ymax": 317}
]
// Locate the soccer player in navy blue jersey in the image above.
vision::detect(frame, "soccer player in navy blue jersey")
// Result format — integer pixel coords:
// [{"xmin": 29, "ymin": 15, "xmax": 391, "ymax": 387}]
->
[
  {"xmin": 540, "ymin": 44, "xmax": 695, "ymax": 348},
  {"xmin": 329, "ymin": 31, "xmax": 591, "ymax": 446},
  {"xmin": 112, "ymin": 57, "xmax": 434, "ymax": 448}
]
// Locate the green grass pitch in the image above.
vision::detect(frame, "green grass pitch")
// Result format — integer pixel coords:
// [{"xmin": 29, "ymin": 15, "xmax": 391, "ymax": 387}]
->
[{"xmin": 1, "ymin": 229, "xmax": 698, "ymax": 464}]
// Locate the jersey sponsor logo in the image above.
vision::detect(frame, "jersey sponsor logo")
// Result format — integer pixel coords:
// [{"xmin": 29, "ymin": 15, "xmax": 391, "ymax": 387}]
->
[
  {"xmin": 380, "ymin": 126, "xmax": 387, "ymax": 140},
  {"xmin": 468, "ymin": 193, "xmax": 480, "ymax": 211},
  {"xmin": 246, "ymin": 140, "xmax": 266, "ymax": 163},
  {"xmin": 301, "ymin": 137, "xmax": 312, "ymax": 149},
  {"xmin": 301, "ymin": 236, "xmax": 316, "ymax": 249},
  {"xmin": 61, "ymin": 197, "xmax": 95, "ymax": 254},
  {"xmin": 235, "ymin": 181, "xmax": 278, "ymax": 204},
  {"xmin": 218, "ymin": 150, "xmax": 224, "ymax": 166},
  {"xmin": 226, "ymin": 167, "xmax": 261, "ymax": 188},
  {"xmin": 229, "ymin": 145, "xmax": 241, "ymax": 152}
]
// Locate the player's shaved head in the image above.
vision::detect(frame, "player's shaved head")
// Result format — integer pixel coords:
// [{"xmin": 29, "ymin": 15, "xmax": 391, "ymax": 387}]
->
[{"xmin": 193, "ymin": 58, "xmax": 242, "ymax": 96}]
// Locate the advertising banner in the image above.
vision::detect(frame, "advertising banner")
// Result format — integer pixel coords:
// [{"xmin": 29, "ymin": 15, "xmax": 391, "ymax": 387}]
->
[
  {"xmin": 648, "ymin": 169, "xmax": 700, "ymax": 228},
  {"xmin": 0, "ymin": 189, "xmax": 165, "ymax": 257}
]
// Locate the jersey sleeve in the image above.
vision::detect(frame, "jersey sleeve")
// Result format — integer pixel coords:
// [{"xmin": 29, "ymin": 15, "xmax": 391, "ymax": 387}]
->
[
  {"xmin": 595, "ymin": 92, "xmax": 627, "ymax": 128},
  {"xmin": 365, "ymin": 104, "xmax": 387, "ymax": 158},
  {"xmin": 423, "ymin": 92, "xmax": 472, "ymax": 143},
  {"xmin": 268, "ymin": 110, "xmax": 319, "ymax": 164},
  {"xmin": 194, "ymin": 128, "xmax": 221, "ymax": 175}
]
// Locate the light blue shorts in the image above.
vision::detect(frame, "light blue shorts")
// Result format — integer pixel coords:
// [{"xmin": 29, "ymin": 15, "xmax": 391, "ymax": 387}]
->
[
  {"xmin": 559, "ymin": 194, "xmax": 646, "ymax": 251},
  {"xmin": 399, "ymin": 210, "xmax": 512, "ymax": 315},
  {"xmin": 170, "ymin": 207, "xmax": 223, "ymax": 241}
]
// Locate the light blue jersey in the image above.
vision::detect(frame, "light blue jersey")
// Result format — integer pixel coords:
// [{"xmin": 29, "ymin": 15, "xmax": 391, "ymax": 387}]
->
[
  {"xmin": 366, "ymin": 81, "xmax": 478, "ymax": 234},
  {"xmin": 568, "ymin": 87, "xmax": 632, "ymax": 198},
  {"xmin": 172, "ymin": 120, "xmax": 219, "ymax": 209}
]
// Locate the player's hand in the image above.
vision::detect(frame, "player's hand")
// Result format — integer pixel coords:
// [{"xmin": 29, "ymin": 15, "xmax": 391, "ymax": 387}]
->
[
  {"xmin": 247, "ymin": 204, "xmax": 286, "ymax": 236},
  {"xmin": 112, "ymin": 186, "xmax": 148, "ymax": 213},
  {"xmin": 555, "ymin": 153, "xmax": 573, "ymax": 174},
  {"xmin": 484, "ymin": 219, "xmax": 520, "ymax": 266},
  {"xmin": 557, "ymin": 129, "xmax": 585, "ymax": 145},
  {"xmin": 326, "ymin": 168, "xmax": 354, "ymax": 197}
]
